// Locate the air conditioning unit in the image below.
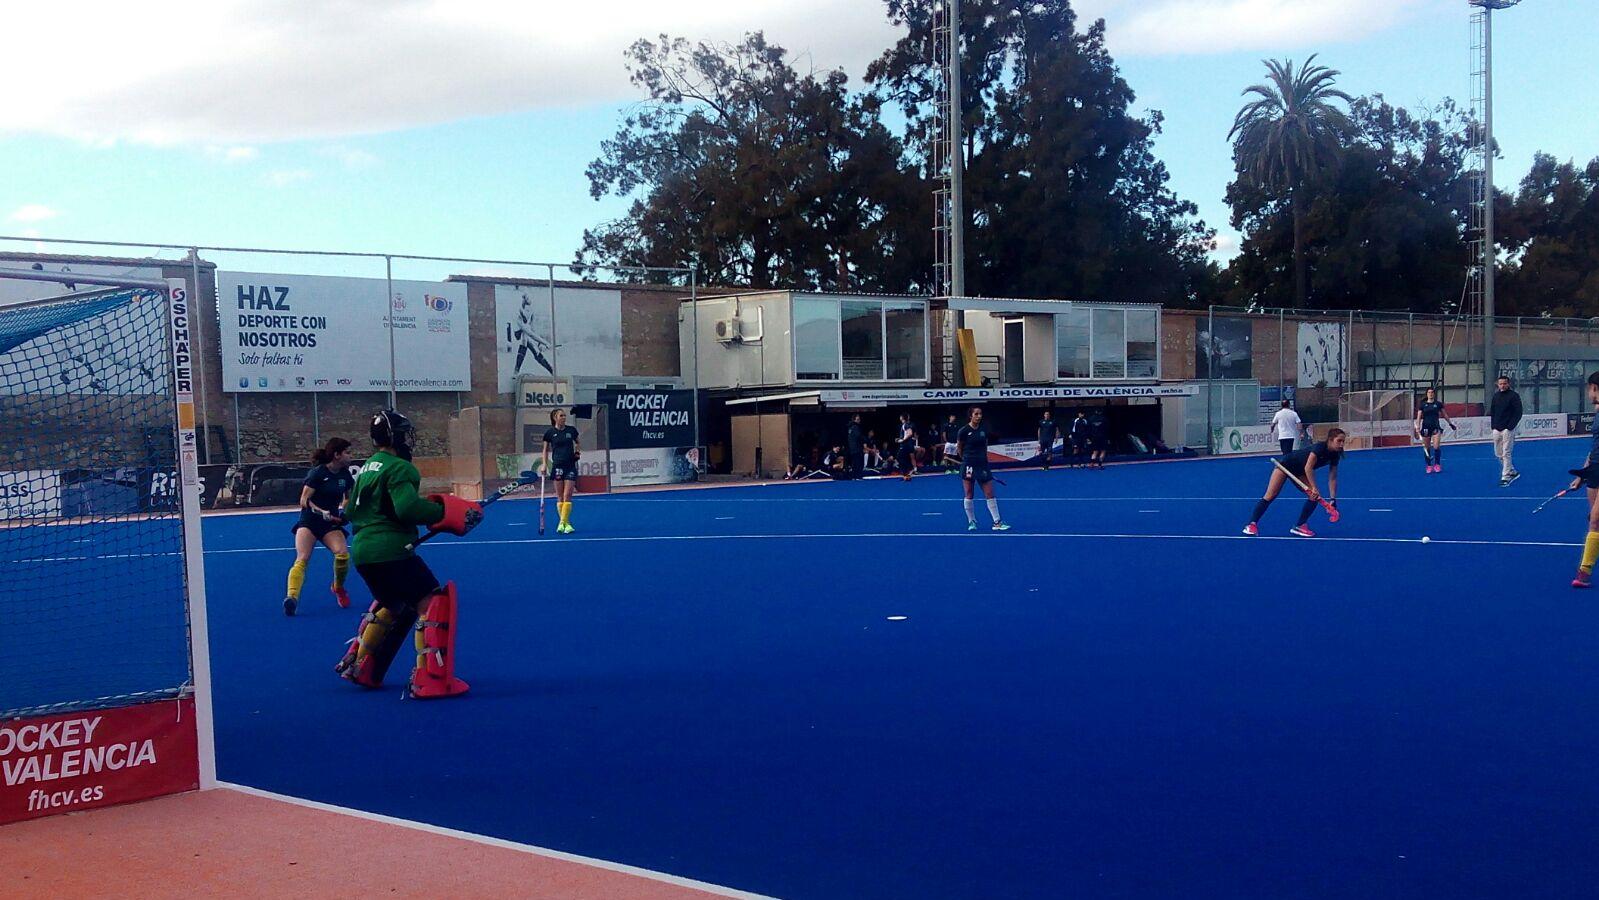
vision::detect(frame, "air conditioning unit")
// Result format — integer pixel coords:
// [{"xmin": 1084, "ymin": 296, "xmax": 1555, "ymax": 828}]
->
[{"xmin": 715, "ymin": 315, "xmax": 744, "ymax": 343}]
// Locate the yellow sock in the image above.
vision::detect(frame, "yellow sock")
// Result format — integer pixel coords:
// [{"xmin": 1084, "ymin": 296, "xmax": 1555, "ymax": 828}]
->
[
  {"xmin": 559, "ymin": 502, "xmax": 571, "ymax": 526},
  {"xmin": 1581, "ymin": 532, "xmax": 1599, "ymax": 574},
  {"xmin": 286, "ymin": 560, "xmax": 307, "ymax": 599},
  {"xmin": 333, "ymin": 553, "xmax": 350, "ymax": 588}
]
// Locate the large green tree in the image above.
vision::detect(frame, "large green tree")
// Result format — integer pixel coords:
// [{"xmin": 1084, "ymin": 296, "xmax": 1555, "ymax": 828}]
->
[
  {"xmin": 870, "ymin": 0, "xmax": 1215, "ymax": 303},
  {"xmin": 1227, "ymin": 56, "xmax": 1353, "ymax": 308},
  {"xmin": 1499, "ymin": 153, "xmax": 1599, "ymax": 316},
  {"xmin": 579, "ymin": 33, "xmax": 925, "ymax": 290},
  {"xmin": 1224, "ymin": 92, "xmax": 1476, "ymax": 313}
]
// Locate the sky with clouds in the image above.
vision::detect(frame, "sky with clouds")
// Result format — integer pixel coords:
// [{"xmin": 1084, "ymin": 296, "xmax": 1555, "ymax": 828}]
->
[{"xmin": 2, "ymin": 0, "xmax": 1595, "ymax": 282}]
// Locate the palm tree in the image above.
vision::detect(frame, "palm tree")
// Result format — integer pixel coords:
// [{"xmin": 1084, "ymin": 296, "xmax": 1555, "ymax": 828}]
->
[{"xmin": 1229, "ymin": 56, "xmax": 1352, "ymax": 307}]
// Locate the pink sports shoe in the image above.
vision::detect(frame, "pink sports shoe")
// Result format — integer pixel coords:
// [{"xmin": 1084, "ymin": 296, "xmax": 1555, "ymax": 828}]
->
[
  {"xmin": 1574, "ymin": 570, "xmax": 1592, "ymax": 589},
  {"xmin": 1242, "ymin": 522, "xmax": 1258, "ymax": 536},
  {"xmin": 1290, "ymin": 524, "xmax": 1315, "ymax": 538}
]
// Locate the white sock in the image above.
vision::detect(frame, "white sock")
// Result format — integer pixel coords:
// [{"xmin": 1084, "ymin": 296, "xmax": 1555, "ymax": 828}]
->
[
  {"xmin": 986, "ymin": 498, "xmax": 1001, "ymax": 523},
  {"xmin": 963, "ymin": 499, "xmax": 976, "ymax": 524}
]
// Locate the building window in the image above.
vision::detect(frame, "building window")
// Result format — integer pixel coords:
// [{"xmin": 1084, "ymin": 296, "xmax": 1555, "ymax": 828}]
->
[
  {"xmin": 884, "ymin": 302, "xmax": 927, "ymax": 380},
  {"xmin": 794, "ymin": 298, "xmax": 840, "ymax": 380},
  {"xmin": 1056, "ymin": 308, "xmax": 1091, "ymax": 379},
  {"xmin": 1091, "ymin": 308, "xmax": 1126, "ymax": 378},
  {"xmin": 1127, "ymin": 308, "xmax": 1159, "ymax": 378},
  {"xmin": 840, "ymin": 301, "xmax": 884, "ymax": 379}
]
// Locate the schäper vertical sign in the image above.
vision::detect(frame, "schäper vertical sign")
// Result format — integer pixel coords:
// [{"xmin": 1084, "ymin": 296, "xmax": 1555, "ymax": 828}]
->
[{"xmin": 0, "ymin": 699, "xmax": 200, "ymax": 824}]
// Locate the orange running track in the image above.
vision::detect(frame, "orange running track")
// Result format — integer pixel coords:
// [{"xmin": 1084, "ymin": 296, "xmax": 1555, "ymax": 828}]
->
[{"xmin": 0, "ymin": 787, "xmax": 760, "ymax": 899}]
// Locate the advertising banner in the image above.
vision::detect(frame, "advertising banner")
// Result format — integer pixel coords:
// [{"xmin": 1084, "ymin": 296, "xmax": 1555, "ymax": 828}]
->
[
  {"xmin": 218, "ymin": 272, "xmax": 468, "ymax": 392},
  {"xmin": 1519, "ymin": 413, "xmax": 1569, "ymax": 438},
  {"xmin": 1197, "ymin": 317, "xmax": 1253, "ymax": 379},
  {"xmin": 1212, "ymin": 425, "xmax": 1278, "ymax": 456},
  {"xmin": 596, "ymin": 389, "xmax": 694, "ymax": 448},
  {"xmin": 820, "ymin": 384, "xmax": 1197, "ymax": 404},
  {"xmin": 984, "ymin": 438, "xmax": 1065, "ymax": 465},
  {"xmin": 0, "ymin": 698, "xmax": 199, "ymax": 825},
  {"xmin": 0, "ymin": 470, "xmax": 61, "ymax": 519},
  {"xmin": 1297, "ymin": 323, "xmax": 1346, "ymax": 388},
  {"xmin": 607, "ymin": 447, "xmax": 700, "ymax": 487},
  {"xmin": 496, "ymin": 285, "xmax": 623, "ymax": 392}
]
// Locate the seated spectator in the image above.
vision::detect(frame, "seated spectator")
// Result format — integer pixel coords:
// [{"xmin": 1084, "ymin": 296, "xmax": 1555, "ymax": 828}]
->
[
  {"xmin": 863, "ymin": 431, "xmax": 883, "ymax": 471},
  {"xmin": 824, "ymin": 445, "xmax": 849, "ymax": 478}
]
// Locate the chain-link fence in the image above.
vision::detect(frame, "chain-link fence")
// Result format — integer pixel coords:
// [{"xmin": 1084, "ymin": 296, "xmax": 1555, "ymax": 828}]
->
[
  {"xmin": 1195, "ymin": 305, "xmax": 1599, "ymax": 452},
  {"xmin": 0, "ymin": 236, "xmax": 697, "ymax": 502}
]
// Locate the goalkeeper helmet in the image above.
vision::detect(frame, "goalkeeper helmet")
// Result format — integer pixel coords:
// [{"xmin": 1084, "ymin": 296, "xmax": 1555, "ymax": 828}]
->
[{"xmin": 371, "ymin": 409, "xmax": 415, "ymax": 460}]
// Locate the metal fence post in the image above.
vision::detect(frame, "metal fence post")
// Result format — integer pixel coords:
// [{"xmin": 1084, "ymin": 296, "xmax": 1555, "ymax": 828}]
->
[
  {"xmin": 1277, "ymin": 308, "xmax": 1285, "ymax": 395},
  {"xmin": 232, "ymin": 393, "xmax": 242, "ymax": 464},
  {"xmin": 690, "ymin": 266, "xmax": 701, "ymax": 466},
  {"xmin": 187, "ymin": 248, "xmax": 212, "ymax": 465},
  {"xmin": 546, "ymin": 264, "xmax": 559, "ymax": 378},
  {"xmin": 312, "ymin": 392, "xmax": 320, "ymax": 447},
  {"xmin": 1206, "ymin": 305, "xmax": 1215, "ymax": 452},
  {"xmin": 384, "ymin": 255, "xmax": 397, "ymax": 410}
]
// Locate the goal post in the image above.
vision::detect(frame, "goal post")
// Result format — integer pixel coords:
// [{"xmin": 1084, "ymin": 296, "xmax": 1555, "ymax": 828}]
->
[
  {"xmin": 1337, "ymin": 389, "xmax": 1415, "ymax": 449},
  {"xmin": 0, "ymin": 269, "xmax": 215, "ymax": 823}
]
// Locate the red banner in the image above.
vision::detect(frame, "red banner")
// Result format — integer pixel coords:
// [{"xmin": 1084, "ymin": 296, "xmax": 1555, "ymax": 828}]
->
[{"xmin": 0, "ymin": 698, "xmax": 198, "ymax": 825}]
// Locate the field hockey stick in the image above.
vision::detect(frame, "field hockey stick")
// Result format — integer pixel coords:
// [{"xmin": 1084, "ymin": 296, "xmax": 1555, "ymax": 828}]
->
[
  {"xmin": 537, "ymin": 469, "xmax": 547, "ymax": 535},
  {"xmin": 1538, "ymin": 465, "xmax": 1599, "ymax": 514},
  {"xmin": 1532, "ymin": 488, "xmax": 1574, "ymax": 514},
  {"xmin": 405, "ymin": 471, "xmax": 539, "ymax": 551},
  {"xmin": 1270, "ymin": 457, "xmax": 1340, "ymax": 523}
]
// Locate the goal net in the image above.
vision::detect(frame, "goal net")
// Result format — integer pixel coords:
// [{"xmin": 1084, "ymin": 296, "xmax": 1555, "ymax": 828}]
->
[
  {"xmin": 1337, "ymin": 389, "xmax": 1415, "ymax": 449},
  {"xmin": 0, "ymin": 277, "xmax": 208, "ymax": 718}
]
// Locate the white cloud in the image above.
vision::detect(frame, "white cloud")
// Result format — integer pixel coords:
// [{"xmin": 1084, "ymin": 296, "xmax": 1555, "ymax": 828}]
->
[
  {"xmin": 263, "ymin": 169, "xmax": 311, "ymax": 187},
  {"xmin": 1211, "ymin": 232, "xmax": 1241, "ymax": 259},
  {"xmin": 319, "ymin": 146, "xmax": 379, "ymax": 169},
  {"xmin": 1091, "ymin": 0, "xmax": 1433, "ymax": 57},
  {"xmin": 0, "ymin": 0, "xmax": 1426, "ymax": 147},
  {"xmin": 0, "ymin": 0, "xmax": 899, "ymax": 145},
  {"xmin": 8, "ymin": 204, "xmax": 59, "ymax": 223}
]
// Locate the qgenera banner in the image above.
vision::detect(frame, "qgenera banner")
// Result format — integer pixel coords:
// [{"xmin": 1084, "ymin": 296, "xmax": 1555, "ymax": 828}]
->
[{"xmin": 218, "ymin": 272, "xmax": 468, "ymax": 392}]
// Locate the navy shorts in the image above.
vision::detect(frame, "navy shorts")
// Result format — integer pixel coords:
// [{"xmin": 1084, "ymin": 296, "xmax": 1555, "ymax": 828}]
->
[
  {"xmin": 1420, "ymin": 427, "xmax": 1443, "ymax": 438},
  {"xmin": 549, "ymin": 464, "xmax": 576, "ymax": 482},
  {"xmin": 292, "ymin": 511, "xmax": 346, "ymax": 541},
  {"xmin": 962, "ymin": 463, "xmax": 993, "ymax": 485}
]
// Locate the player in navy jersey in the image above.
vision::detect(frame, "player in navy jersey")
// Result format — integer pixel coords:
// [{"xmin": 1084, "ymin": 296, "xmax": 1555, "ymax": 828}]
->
[
  {"xmin": 955, "ymin": 407, "xmax": 1010, "ymax": 531},
  {"xmin": 1569, "ymin": 372, "xmax": 1599, "ymax": 587},
  {"xmin": 1243, "ymin": 428, "xmax": 1345, "ymax": 538},
  {"xmin": 284, "ymin": 438, "xmax": 356, "ymax": 615},
  {"xmin": 1413, "ymin": 387, "xmax": 1456, "ymax": 473},
  {"xmin": 543, "ymin": 409, "xmax": 582, "ymax": 533}
]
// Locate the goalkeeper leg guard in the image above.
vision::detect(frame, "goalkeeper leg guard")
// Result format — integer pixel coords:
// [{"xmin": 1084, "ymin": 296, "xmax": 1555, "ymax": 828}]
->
[
  {"xmin": 408, "ymin": 582, "xmax": 469, "ymax": 699},
  {"xmin": 336, "ymin": 600, "xmax": 418, "ymax": 688}
]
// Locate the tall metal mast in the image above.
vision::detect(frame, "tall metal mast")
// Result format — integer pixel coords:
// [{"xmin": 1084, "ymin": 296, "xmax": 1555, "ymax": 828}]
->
[{"xmin": 1469, "ymin": 0, "xmax": 1522, "ymax": 398}]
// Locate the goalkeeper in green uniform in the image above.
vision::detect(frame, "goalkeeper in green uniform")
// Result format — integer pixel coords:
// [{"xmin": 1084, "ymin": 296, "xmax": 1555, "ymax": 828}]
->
[{"xmin": 334, "ymin": 409, "xmax": 483, "ymax": 699}]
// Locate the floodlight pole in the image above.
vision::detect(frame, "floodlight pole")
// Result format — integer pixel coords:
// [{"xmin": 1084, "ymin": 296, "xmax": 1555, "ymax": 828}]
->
[
  {"xmin": 949, "ymin": 0, "xmax": 965, "ymax": 304},
  {"xmin": 1481, "ymin": 1, "xmax": 1497, "ymax": 400},
  {"xmin": 1471, "ymin": 0, "xmax": 1523, "ymax": 400}
]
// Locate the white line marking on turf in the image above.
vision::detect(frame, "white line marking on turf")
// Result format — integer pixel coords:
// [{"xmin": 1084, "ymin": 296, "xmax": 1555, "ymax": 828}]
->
[
  {"xmin": 922, "ymin": 512, "xmax": 942, "ymax": 516},
  {"xmin": 1138, "ymin": 510, "xmax": 1160, "ymax": 513},
  {"xmin": 216, "ymin": 783, "xmax": 774, "ymax": 900},
  {"xmin": 714, "ymin": 516, "xmax": 735, "ymax": 520},
  {"xmin": 1369, "ymin": 508, "xmax": 1393, "ymax": 512},
  {"xmin": 184, "ymin": 532, "xmax": 1584, "ymax": 556}
]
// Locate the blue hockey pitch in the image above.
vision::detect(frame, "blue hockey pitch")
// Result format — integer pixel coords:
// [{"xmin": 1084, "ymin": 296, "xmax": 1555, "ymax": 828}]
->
[{"xmin": 193, "ymin": 437, "xmax": 1599, "ymax": 898}]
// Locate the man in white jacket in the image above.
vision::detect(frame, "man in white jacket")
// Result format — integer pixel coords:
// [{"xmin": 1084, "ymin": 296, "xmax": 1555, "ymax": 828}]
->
[{"xmin": 1270, "ymin": 401, "xmax": 1305, "ymax": 456}]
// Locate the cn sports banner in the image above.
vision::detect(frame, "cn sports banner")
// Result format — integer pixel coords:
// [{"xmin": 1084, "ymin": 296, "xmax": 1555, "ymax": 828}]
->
[
  {"xmin": 1297, "ymin": 323, "xmax": 1346, "ymax": 388},
  {"xmin": 218, "ymin": 272, "xmax": 468, "ymax": 392},
  {"xmin": 596, "ymin": 388, "xmax": 694, "ymax": 448},
  {"xmin": 495, "ymin": 284, "xmax": 623, "ymax": 393}
]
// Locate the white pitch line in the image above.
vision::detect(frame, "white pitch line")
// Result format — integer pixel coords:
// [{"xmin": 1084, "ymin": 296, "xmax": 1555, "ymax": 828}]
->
[
  {"xmin": 922, "ymin": 512, "xmax": 943, "ymax": 516},
  {"xmin": 1369, "ymin": 508, "xmax": 1394, "ymax": 512},
  {"xmin": 186, "ymin": 531, "xmax": 1584, "ymax": 557},
  {"xmin": 714, "ymin": 516, "xmax": 735, "ymax": 520},
  {"xmin": 1138, "ymin": 510, "xmax": 1160, "ymax": 513},
  {"xmin": 217, "ymin": 783, "xmax": 772, "ymax": 900}
]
